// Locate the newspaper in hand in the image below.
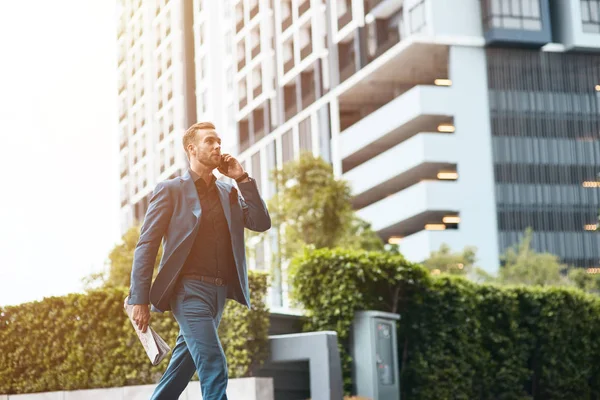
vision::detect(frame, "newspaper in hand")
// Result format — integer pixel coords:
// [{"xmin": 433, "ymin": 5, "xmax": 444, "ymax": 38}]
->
[{"xmin": 123, "ymin": 297, "xmax": 171, "ymax": 366}]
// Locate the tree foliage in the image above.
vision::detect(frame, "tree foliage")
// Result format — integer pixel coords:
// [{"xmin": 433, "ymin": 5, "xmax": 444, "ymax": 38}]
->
[
  {"xmin": 267, "ymin": 152, "xmax": 385, "ymax": 260},
  {"xmin": 421, "ymin": 243, "xmax": 477, "ymax": 276},
  {"xmin": 289, "ymin": 247, "xmax": 600, "ymax": 399},
  {"xmin": 0, "ymin": 273, "xmax": 270, "ymax": 395},
  {"xmin": 496, "ymin": 228, "xmax": 568, "ymax": 287},
  {"xmin": 83, "ymin": 225, "xmax": 162, "ymax": 289}
]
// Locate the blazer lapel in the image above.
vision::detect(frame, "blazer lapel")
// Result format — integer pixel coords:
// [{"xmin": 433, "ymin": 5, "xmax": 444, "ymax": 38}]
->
[
  {"xmin": 181, "ymin": 170, "xmax": 201, "ymax": 219},
  {"xmin": 216, "ymin": 180, "xmax": 232, "ymax": 232}
]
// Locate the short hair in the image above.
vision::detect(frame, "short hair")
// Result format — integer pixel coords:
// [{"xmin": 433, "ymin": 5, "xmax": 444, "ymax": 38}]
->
[{"xmin": 182, "ymin": 121, "xmax": 216, "ymax": 159}]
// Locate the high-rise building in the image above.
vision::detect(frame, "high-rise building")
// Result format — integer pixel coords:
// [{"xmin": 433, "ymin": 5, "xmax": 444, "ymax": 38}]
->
[
  {"xmin": 118, "ymin": 0, "xmax": 600, "ymax": 306},
  {"xmin": 116, "ymin": 0, "xmax": 197, "ymax": 233},
  {"xmin": 231, "ymin": 0, "xmax": 600, "ymax": 281},
  {"xmin": 192, "ymin": 0, "xmax": 239, "ymax": 154}
]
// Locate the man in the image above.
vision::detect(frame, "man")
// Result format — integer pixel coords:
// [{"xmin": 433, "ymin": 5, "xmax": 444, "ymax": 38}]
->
[{"xmin": 127, "ymin": 121, "xmax": 271, "ymax": 400}]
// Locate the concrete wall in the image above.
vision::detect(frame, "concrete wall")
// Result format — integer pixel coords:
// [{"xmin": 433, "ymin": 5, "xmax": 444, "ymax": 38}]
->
[
  {"xmin": 428, "ymin": 0, "xmax": 484, "ymax": 38},
  {"xmin": 550, "ymin": 0, "xmax": 600, "ymax": 50},
  {"xmin": 449, "ymin": 45, "xmax": 500, "ymax": 274}
]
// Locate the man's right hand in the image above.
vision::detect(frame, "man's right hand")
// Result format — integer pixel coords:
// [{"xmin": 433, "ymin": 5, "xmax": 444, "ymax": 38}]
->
[{"xmin": 132, "ymin": 304, "xmax": 150, "ymax": 333}]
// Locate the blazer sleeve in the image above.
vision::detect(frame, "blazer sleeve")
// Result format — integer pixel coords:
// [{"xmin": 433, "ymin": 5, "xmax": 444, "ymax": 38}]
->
[
  {"xmin": 127, "ymin": 182, "xmax": 173, "ymax": 305},
  {"xmin": 237, "ymin": 178, "xmax": 271, "ymax": 232}
]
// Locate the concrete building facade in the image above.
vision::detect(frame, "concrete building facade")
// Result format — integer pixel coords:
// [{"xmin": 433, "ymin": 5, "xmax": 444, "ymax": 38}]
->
[{"xmin": 118, "ymin": 0, "xmax": 600, "ymax": 307}]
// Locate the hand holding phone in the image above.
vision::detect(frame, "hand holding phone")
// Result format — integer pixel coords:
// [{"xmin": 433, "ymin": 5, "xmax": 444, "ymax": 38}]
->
[
  {"xmin": 218, "ymin": 155, "xmax": 229, "ymax": 175},
  {"xmin": 217, "ymin": 153, "xmax": 245, "ymax": 180}
]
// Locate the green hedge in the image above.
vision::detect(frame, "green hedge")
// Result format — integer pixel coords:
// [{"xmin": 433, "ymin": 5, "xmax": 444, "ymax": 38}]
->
[
  {"xmin": 0, "ymin": 271, "xmax": 270, "ymax": 395},
  {"xmin": 289, "ymin": 247, "xmax": 600, "ymax": 399}
]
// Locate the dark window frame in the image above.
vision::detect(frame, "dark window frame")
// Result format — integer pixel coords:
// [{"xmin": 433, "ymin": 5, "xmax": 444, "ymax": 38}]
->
[
  {"xmin": 408, "ymin": 0, "xmax": 426, "ymax": 34},
  {"xmin": 481, "ymin": 0, "xmax": 543, "ymax": 31},
  {"xmin": 581, "ymin": 0, "xmax": 600, "ymax": 33}
]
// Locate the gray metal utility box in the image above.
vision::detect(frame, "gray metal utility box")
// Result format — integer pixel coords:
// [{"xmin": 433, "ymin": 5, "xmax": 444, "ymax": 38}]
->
[{"xmin": 351, "ymin": 310, "xmax": 401, "ymax": 400}]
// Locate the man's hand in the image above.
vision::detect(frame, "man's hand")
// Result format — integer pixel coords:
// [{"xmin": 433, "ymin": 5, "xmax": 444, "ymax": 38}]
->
[
  {"xmin": 221, "ymin": 154, "xmax": 248, "ymax": 182},
  {"xmin": 132, "ymin": 304, "xmax": 150, "ymax": 333}
]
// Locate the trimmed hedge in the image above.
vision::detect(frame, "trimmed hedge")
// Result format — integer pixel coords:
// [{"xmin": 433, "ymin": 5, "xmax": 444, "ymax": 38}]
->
[
  {"xmin": 289, "ymin": 247, "xmax": 600, "ymax": 399},
  {"xmin": 0, "ymin": 271, "xmax": 270, "ymax": 395}
]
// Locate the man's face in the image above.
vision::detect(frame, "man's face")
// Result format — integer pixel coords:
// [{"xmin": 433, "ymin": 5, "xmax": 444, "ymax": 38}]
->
[{"xmin": 189, "ymin": 129, "xmax": 222, "ymax": 168}]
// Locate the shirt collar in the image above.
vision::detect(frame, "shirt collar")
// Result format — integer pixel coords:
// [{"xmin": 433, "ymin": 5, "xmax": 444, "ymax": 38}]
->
[{"xmin": 189, "ymin": 169, "xmax": 216, "ymax": 186}]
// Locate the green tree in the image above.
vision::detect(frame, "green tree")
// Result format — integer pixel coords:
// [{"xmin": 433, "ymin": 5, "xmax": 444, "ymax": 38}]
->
[
  {"xmin": 267, "ymin": 152, "xmax": 384, "ymax": 259},
  {"xmin": 567, "ymin": 267, "xmax": 600, "ymax": 293},
  {"xmin": 478, "ymin": 228, "xmax": 570, "ymax": 287},
  {"xmin": 422, "ymin": 243, "xmax": 477, "ymax": 276},
  {"xmin": 248, "ymin": 153, "xmax": 386, "ymax": 304},
  {"xmin": 83, "ymin": 224, "xmax": 162, "ymax": 289}
]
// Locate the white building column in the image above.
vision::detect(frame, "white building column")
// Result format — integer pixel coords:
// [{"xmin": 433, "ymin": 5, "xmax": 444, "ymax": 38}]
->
[{"xmin": 449, "ymin": 45, "xmax": 500, "ymax": 274}]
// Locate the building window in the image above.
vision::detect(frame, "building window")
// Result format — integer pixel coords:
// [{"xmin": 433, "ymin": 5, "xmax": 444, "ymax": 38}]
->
[
  {"xmin": 254, "ymin": 239, "xmax": 265, "ymax": 271},
  {"xmin": 482, "ymin": 0, "xmax": 542, "ymax": 31},
  {"xmin": 487, "ymin": 48, "xmax": 600, "ymax": 269},
  {"xmin": 299, "ymin": 116, "xmax": 312, "ymax": 151},
  {"xmin": 281, "ymin": 0, "xmax": 292, "ymax": 31},
  {"xmin": 581, "ymin": 0, "xmax": 600, "ymax": 33},
  {"xmin": 337, "ymin": 0, "xmax": 352, "ymax": 29},
  {"xmin": 251, "ymin": 151, "xmax": 262, "ymax": 192},
  {"xmin": 282, "ymin": 130, "xmax": 294, "ymax": 163},
  {"xmin": 226, "ymin": 67, "xmax": 234, "ymax": 92},
  {"xmin": 202, "ymin": 90, "xmax": 208, "ymax": 115},
  {"xmin": 266, "ymin": 141, "xmax": 277, "ymax": 197},
  {"xmin": 225, "ymin": 31, "xmax": 233, "ymax": 55},
  {"xmin": 409, "ymin": 0, "xmax": 426, "ymax": 34}
]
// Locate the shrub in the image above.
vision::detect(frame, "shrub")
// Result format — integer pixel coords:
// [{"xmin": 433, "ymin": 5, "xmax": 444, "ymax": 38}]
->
[
  {"xmin": 289, "ymin": 247, "xmax": 600, "ymax": 399},
  {"xmin": 0, "ymin": 271, "xmax": 269, "ymax": 395}
]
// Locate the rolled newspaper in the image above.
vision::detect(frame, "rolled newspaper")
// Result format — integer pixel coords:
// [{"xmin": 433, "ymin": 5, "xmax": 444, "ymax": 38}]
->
[{"xmin": 123, "ymin": 297, "xmax": 171, "ymax": 365}]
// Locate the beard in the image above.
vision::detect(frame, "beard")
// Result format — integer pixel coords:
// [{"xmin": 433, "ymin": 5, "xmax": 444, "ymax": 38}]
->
[{"xmin": 198, "ymin": 154, "xmax": 219, "ymax": 169}]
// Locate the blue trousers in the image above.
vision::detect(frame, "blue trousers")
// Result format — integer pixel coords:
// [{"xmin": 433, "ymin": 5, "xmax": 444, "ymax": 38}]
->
[{"xmin": 151, "ymin": 279, "xmax": 229, "ymax": 400}]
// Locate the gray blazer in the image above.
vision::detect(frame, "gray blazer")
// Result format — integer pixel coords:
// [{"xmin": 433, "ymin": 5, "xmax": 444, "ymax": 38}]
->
[{"xmin": 127, "ymin": 170, "xmax": 271, "ymax": 312}]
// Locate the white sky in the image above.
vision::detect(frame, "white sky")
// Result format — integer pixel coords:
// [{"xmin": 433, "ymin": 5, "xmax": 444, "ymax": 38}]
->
[{"xmin": 0, "ymin": 1, "xmax": 121, "ymax": 306}]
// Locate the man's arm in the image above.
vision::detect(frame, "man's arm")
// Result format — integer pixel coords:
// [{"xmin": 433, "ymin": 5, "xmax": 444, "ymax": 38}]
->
[
  {"xmin": 128, "ymin": 182, "xmax": 173, "ymax": 305},
  {"xmin": 237, "ymin": 178, "xmax": 271, "ymax": 232}
]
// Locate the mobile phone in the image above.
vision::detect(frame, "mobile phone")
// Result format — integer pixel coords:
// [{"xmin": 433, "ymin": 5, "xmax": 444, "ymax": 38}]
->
[{"xmin": 218, "ymin": 155, "xmax": 229, "ymax": 174}]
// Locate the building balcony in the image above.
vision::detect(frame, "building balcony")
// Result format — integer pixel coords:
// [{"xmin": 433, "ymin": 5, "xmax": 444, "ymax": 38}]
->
[
  {"xmin": 284, "ymin": 105, "xmax": 297, "ymax": 121},
  {"xmin": 240, "ymin": 138, "xmax": 250, "ymax": 152},
  {"xmin": 253, "ymin": 85, "xmax": 262, "ymax": 99},
  {"xmin": 302, "ymin": 90, "xmax": 316, "ymax": 109},
  {"xmin": 356, "ymin": 180, "xmax": 461, "ymax": 237},
  {"xmin": 251, "ymin": 44, "xmax": 261, "ymax": 59},
  {"xmin": 120, "ymin": 169, "xmax": 127, "ymax": 179},
  {"xmin": 339, "ymin": 59, "xmax": 356, "ymax": 82},
  {"xmin": 250, "ymin": 4, "xmax": 259, "ymax": 20},
  {"xmin": 284, "ymin": 58, "xmax": 294, "ymax": 74},
  {"xmin": 398, "ymin": 230, "xmax": 465, "ymax": 263},
  {"xmin": 344, "ymin": 133, "xmax": 458, "ymax": 209},
  {"xmin": 300, "ymin": 44, "xmax": 312, "ymax": 60},
  {"xmin": 364, "ymin": 0, "xmax": 403, "ymax": 19},
  {"xmin": 236, "ymin": 19, "xmax": 244, "ymax": 34},
  {"xmin": 299, "ymin": 0, "xmax": 310, "ymax": 17},
  {"xmin": 282, "ymin": 15, "xmax": 293, "ymax": 32},
  {"xmin": 338, "ymin": 11, "xmax": 352, "ymax": 30},
  {"xmin": 551, "ymin": 0, "xmax": 600, "ymax": 50},
  {"xmin": 339, "ymin": 85, "xmax": 453, "ymax": 171},
  {"xmin": 237, "ymin": 58, "xmax": 246, "ymax": 71},
  {"xmin": 367, "ymin": 32, "xmax": 400, "ymax": 63}
]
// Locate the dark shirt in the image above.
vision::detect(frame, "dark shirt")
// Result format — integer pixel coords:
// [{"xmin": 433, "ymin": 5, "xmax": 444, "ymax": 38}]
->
[{"xmin": 180, "ymin": 170, "xmax": 236, "ymax": 282}]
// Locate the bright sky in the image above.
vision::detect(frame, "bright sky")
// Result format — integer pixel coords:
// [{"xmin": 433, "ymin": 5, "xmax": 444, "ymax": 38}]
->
[{"xmin": 0, "ymin": 1, "xmax": 121, "ymax": 306}]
